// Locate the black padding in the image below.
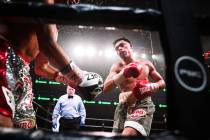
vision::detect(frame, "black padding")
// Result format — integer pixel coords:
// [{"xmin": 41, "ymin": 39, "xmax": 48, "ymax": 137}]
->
[{"xmin": 0, "ymin": 2, "xmax": 161, "ymax": 29}]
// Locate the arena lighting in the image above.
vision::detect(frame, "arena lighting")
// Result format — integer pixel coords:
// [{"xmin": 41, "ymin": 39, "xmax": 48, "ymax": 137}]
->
[
  {"xmin": 159, "ymin": 104, "xmax": 167, "ymax": 108},
  {"xmin": 77, "ymin": 25, "xmax": 94, "ymax": 29},
  {"xmin": 35, "ymin": 80, "xmax": 47, "ymax": 84},
  {"xmin": 83, "ymin": 100, "xmax": 95, "ymax": 104},
  {"xmin": 98, "ymin": 50, "xmax": 103, "ymax": 56},
  {"xmin": 152, "ymin": 54, "xmax": 157, "ymax": 59},
  {"xmin": 162, "ymin": 88, "xmax": 167, "ymax": 92},
  {"xmin": 73, "ymin": 46, "xmax": 85, "ymax": 57},
  {"xmin": 53, "ymin": 98, "xmax": 59, "ymax": 101},
  {"xmin": 86, "ymin": 47, "xmax": 96, "ymax": 57},
  {"xmin": 104, "ymin": 27, "xmax": 116, "ymax": 30},
  {"xmin": 49, "ymin": 81, "xmax": 61, "ymax": 85},
  {"xmin": 133, "ymin": 52, "xmax": 138, "ymax": 58},
  {"xmin": 98, "ymin": 101, "xmax": 111, "ymax": 105},
  {"xmin": 34, "ymin": 80, "xmax": 168, "ymax": 93},
  {"xmin": 104, "ymin": 48, "xmax": 115, "ymax": 58},
  {"xmin": 73, "ymin": 46, "xmax": 118, "ymax": 59},
  {"xmin": 141, "ymin": 53, "xmax": 147, "ymax": 59},
  {"xmin": 37, "ymin": 97, "xmax": 50, "ymax": 101},
  {"xmin": 113, "ymin": 102, "xmax": 119, "ymax": 105},
  {"xmin": 78, "ymin": 25, "xmax": 85, "ymax": 29},
  {"xmin": 35, "ymin": 79, "xmax": 63, "ymax": 85}
]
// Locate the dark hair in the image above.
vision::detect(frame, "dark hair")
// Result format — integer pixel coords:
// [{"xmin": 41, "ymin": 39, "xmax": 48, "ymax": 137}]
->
[{"xmin": 113, "ymin": 37, "xmax": 132, "ymax": 47}]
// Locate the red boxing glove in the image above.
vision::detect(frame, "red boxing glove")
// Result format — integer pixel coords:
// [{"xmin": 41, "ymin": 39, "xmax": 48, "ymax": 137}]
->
[
  {"xmin": 112, "ymin": 62, "xmax": 142, "ymax": 85},
  {"xmin": 132, "ymin": 80, "xmax": 159, "ymax": 100},
  {"xmin": 123, "ymin": 62, "xmax": 142, "ymax": 78}
]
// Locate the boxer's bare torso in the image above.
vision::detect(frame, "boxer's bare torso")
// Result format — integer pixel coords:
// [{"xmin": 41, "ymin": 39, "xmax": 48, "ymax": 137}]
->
[{"xmin": 112, "ymin": 60, "xmax": 152, "ymax": 92}]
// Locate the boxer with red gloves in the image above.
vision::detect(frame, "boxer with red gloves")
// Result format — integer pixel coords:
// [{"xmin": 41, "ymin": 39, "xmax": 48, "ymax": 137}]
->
[
  {"xmin": 103, "ymin": 37, "xmax": 165, "ymax": 137},
  {"xmin": 123, "ymin": 62, "xmax": 142, "ymax": 78},
  {"xmin": 132, "ymin": 80, "xmax": 159, "ymax": 100}
]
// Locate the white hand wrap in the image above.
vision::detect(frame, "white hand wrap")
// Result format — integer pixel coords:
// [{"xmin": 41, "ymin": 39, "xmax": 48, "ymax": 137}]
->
[
  {"xmin": 60, "ymin": 61, "xmax": 84, "ymax": 85},
  {"xmin": 147, "ymin": 83, "xmax": 159, "ymax": 93},
  {"xmin": 139, "ymin": 83, "xmax": 159, "ymax": 94}
]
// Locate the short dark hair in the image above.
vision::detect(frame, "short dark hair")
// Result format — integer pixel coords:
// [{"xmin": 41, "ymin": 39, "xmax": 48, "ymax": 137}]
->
[{"xmin": 113, "ymin": 37, "xmax": 132, "ymax": 47}]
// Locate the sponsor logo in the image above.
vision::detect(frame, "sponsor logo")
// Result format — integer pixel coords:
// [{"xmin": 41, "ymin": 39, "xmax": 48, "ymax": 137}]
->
[
  {"xmin": 87, "ymin": 73, "xmax": 99, "ymax": 80},
  {"xmin": 128, "ymin": 108, "xmax": 146, "ymax": 119},
  {"xmin": 174, "ymin": 56, "xmax": 207, "ymax": 92},
  {"xmin": 15, "ymin": 118, "xmax": 36, "ymax": 129},
  {"xmin": 138, "ymin": 87, "xmax": 150, "ymax": 94}
]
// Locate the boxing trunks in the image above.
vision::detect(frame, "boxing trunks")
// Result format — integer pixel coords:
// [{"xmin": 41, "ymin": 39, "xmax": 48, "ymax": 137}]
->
[
  {"xmin": 112, "ymin": 102, "xmax": 128, "ymax": 133},
  {"xmin": 0, "ymin": 37, "xmax": 36, "ymax": 129},
  {"xmin": 112, "ymin": 96, "xmax": 155, "ymax": 136}
]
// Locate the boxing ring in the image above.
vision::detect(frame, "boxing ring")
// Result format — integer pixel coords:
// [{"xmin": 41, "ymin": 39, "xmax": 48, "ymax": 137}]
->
[
  {"xmin": 0, "ymin": 1, "xmax": 161, "ymax": 27},
  {"xmin": 1, "ymin": 0, "xmax": 210, "ymax": 139}
]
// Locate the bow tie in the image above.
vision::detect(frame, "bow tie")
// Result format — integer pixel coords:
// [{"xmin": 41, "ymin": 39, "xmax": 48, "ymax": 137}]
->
[{"xmin": 68, "ymin": 96, "xmax": 73, "ymax": 99}]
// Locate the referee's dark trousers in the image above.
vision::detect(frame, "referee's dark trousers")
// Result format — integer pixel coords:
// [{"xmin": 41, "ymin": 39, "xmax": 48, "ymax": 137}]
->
[{"xmin": 59, "ymin": 117, "xmax": 81, "ymax": 132}]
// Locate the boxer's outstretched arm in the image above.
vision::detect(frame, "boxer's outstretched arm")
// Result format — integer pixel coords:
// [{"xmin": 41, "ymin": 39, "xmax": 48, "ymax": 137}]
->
[
  {"xmin": 34, "ymin": 53, "xmax": 77, "ymax": 88},
  {"xmin": 37, "ymin": 24, "xmax": 71, "ymax": 71},
  {"xmin": 37, "ymin": 24, "xmax": 84, "ymax": 85},
  {"xmin": 34, "ymin": 53, "xmax": 59, "ymax": 80}
]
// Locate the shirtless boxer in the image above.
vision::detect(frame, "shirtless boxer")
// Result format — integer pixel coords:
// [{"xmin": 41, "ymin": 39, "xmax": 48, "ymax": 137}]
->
[
  {"xmin": 103, "ymin": 37, "xmax": 166, "ymax": 136},
  {"xmin": 0, "ymin": 0, "xmax": 82, "ymax": 129}
]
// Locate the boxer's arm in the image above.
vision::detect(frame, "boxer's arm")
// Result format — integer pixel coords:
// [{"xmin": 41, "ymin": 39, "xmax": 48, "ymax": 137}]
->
[
  {"xmin": 103, "ymin": 64, "xmax": 118, "ymax": 94},
  {"xmin": 34, "ymin": 53, "xmax": 77, "ymax": 88},
  {"xmin": 131, "ymin": 62, "xmax": 165, "ymax": 100},
  {"xmin": 37, "ymin": 24, "xmax": 70, "ymax": 70},
  {"xmin": 148, "ymin": 62, "xmax": 166, "ymax": 89},
  {"xmin": 36, "ymin": 24, "xmax": 84, "ymax": 85},
  {"xmin": 34, "ymin": 53, "xmax": 58, "ymax": 80}
]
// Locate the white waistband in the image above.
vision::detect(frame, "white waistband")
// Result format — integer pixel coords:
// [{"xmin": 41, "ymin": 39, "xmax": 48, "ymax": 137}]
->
[{"xmin": 124, "ymin": 121, "xmax": 147, "ymax": 136}]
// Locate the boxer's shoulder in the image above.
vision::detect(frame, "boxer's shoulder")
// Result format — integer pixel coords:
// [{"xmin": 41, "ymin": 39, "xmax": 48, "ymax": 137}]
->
[{"xmin": 111, "ymin": 62, "xmax": 122, "ymax": 72}]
